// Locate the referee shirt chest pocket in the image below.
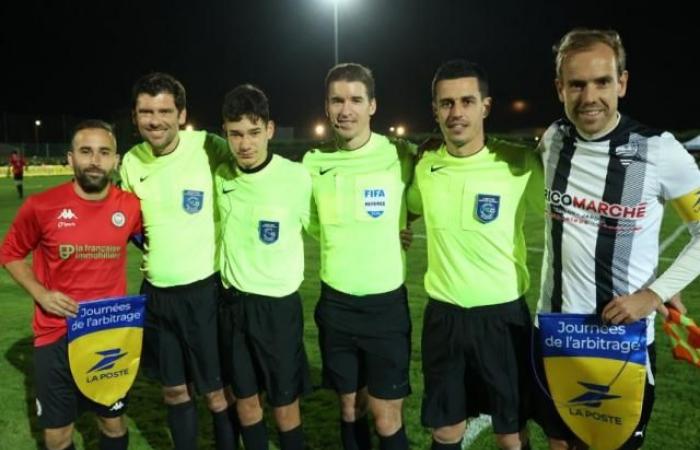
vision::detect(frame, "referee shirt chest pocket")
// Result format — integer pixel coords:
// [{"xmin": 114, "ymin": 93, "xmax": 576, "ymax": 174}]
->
[{"xmin": 353, "ymin": 172, "xmax": 397, "ymax": 222}]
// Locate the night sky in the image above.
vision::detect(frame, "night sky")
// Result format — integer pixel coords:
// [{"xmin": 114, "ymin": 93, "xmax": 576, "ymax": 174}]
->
[{"xmin": 1, "ymin": 0, "xmax": 697, "ymax": 143}]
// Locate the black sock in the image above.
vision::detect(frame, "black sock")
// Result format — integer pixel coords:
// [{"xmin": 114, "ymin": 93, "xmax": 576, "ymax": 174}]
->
[
  {"xmin": 18, "ymin": 185, "xmax": 23, "ymax": 198},
  {"xmin": 228, "ymin": 406, "xmax": 242, "ymax": 449},
  {"xmin": 241, "ymin": 419, "xmax": 268, "ymax": 450},
  {"xmin": 378, "ymin": 425, "xmax": 408, "ymax": 450},
  {"xmin": 167, "ymin": 400, "xmax": 198, "ymax": 450},
  {"xmin": 279, "ymin": 425, "xmax": 304, "ymax": 450},
  {"xmin": 99, "ymin": 431, "xmax": 129, "ymax": 450},
  {"xmin": 340, "ymin": 416, "xmax": 371, "ymax": 450},
  {"xmin": 431, "ymin": 439, "xmax": 462, "ymax": 450},
  {"xmin": 354, "ymin": 416, "xmax": 372, "ymax": 450},
  {"xmin": 212, "ymin": 409, "xmax": 236, "ymax": 450}
]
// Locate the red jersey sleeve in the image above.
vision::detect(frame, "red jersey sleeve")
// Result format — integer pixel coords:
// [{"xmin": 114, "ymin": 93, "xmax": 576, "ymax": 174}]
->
[{"xmin": 0, "ymin": 198, "xmax": 41, "ymax": 265}]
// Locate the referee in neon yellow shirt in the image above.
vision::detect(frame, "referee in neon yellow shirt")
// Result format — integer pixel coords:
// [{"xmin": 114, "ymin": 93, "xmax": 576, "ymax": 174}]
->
[
  {"xmin": 216, "ymin": 84, "xmax": 312, "ymax": 450},
  {"xmin": 407, "ymin": 60, "xmax": 543, "ymax": 450},
  {"xmin": 303, "ymin": 63, "xmax": 415, "ymax": 450},
  {"xmin": 119, "ymin": 73, "xmax": 237, "ymax": 450}
]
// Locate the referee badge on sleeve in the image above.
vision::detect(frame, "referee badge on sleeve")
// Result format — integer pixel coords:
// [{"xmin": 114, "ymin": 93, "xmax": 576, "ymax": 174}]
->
[
  {"xmin": 475, "ymin": 194, "xmax": 500, "ymax": 223},
  {"xmin": 259, "ymin": 220, "xmax": 279, "ymax": 244},
  {"xmin": 67, "ymin": 295, "xmax": 146, "ymax": 406}
]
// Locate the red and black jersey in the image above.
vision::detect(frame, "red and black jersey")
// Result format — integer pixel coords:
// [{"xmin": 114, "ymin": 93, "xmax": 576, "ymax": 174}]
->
[
  {"xmin": 0, "ymin": 182, "xmax": 142, "ymax": 346},
  {"xmin": 9, "ymin": 153, "xmax": 26, "ymax": 176}
]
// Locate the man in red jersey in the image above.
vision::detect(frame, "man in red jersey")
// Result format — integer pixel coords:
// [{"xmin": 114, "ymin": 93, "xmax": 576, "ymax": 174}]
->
[
  {"xmin": 8, "ymin": 149, "xmax": 28, "ymax": 198},
  {"xmin": 1, "ymin": 120, "xmax": 141, "ymax": 450}
]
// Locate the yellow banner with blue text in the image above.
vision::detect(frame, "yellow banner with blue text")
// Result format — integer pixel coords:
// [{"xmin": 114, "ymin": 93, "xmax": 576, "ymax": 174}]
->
[
  {"xmin": 67, "ymin": 295, "xmax": 146, "ymax": 406},
  {"xmin": 539, "ymin": 313, "xmax": 647, "ymax": 450}
]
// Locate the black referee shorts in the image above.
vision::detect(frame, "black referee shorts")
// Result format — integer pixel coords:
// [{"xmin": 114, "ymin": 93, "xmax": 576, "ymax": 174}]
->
[
  {"xmin": 140, "ymin": 273, "xmax": 223, "ymax": 394},
  {"xmin": 421, "ymin": 297, "xmax": 532, "ymax": 434},
  {"xmin": 34, "ymin": 337, "xmax": 128, "ymax": 429},
  {"xmin": 314, "ymin": 282, "xmax": 412, "ymax": 400},
  {"xmin": 532, "ymin": 328, "xmax": 657, "ymax": 449},
  {"xmin": 218, "ymin": 287, "xmax": 311, "ymax": 407}
]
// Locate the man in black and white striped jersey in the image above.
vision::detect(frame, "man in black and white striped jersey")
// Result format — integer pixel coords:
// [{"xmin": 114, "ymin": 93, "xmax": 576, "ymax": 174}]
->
[{"xmin": 533, "ymin": 28, "xmax": 700, "ymax": 450}]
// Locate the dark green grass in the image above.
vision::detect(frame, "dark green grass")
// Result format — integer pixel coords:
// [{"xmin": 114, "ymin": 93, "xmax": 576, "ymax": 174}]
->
[{"xmin": 1, "ymin": 176, "xmax": 698, "ymax": 449}]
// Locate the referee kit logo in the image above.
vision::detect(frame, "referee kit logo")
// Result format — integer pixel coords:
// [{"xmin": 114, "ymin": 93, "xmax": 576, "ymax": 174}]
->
[
  {"xmin": 259, "ymin": 221, "xmax": 280, "ymax": 244},
  {"xmin": 182, "ymin": 190, "xmax": 204, "ymax": 214},
  {"xmin": 475, "ymin": 194, "xmax": 500, "ymax": 223}
]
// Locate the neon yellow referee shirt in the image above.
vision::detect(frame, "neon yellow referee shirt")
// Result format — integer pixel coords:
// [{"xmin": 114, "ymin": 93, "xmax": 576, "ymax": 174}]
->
[
  {"xmin": 407, "ymin": 137, "xmax": 544, "ymax": 307},
  {"xmin": 303, "ymin": 133, "xmax": 415, "ymax": 296},
  {"xmin": 216, "ymin": 154, "xmax": 311, "ymax": 297},
  {"xmin": 119, "ymin": 130, "xmax": 229, "ymax": 287}
]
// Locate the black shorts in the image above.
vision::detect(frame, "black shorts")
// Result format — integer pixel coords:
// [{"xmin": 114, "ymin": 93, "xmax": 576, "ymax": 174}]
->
[
  {"xmin": 314, "ymin": 282, "xmax": 411, "ymax": 400},
  {"xmin": 140, "ymin": 273, "xmax": 223, "ymax": 394},
  {"xmin": 218, "ymin": 287, "xmax": 311, "ymax": 407},
  {"xmin": 421, "ymin": 297, "xmax": 532, "ymax": 434},
  {"xmin": 34, "ymin": 337, "xmax": 128, "ymax": 429},
  {"xmin": 532, "ymin": 329, "xmax": 656, "ymax": 449}
]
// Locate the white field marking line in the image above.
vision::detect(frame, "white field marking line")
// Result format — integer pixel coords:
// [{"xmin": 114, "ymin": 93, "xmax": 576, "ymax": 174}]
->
[
  {"xmin": 463, "ymin": 414, "xmax": 492, "ymax": 448},
  {"xmin": 413, "ymin": 234, "xmax": 674, "ymax": 261},
  {"xmin": 659, "ymin": 224, "xmax": 687, "ymax": 254}
]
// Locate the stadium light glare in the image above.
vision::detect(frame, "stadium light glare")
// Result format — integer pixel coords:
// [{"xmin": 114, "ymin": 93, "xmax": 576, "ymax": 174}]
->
[
  {"xmin": 332, "ymin": 0, "xmax": 339, "ymax": 64},
  {"xmin": 34, "ymin": 120, "xmax": 43, "ymax": 156},
  {"xmin": 185, "ymin": 124, "xmax": 194, "ymax": 131},
  {"xmin": 396, "ymin": 125, "xmax": 406, "ymax": 136},
  {"xmin": 389, "ymin": 126, "xmax": 396, "ymax": 133},
  {"xmin": 325, "ymin": 0, "xmax": 352, "ymax": 65},
  {"xmin": 314, "ymin": 123, "xmax": 326, "ymax": 137},
  {"xmin": 511, "ymin": 100, "xmax": 528, "ymax": 113}
]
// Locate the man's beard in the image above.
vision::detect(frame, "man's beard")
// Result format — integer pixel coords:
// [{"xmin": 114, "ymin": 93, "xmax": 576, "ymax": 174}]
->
[{"xmin": 74, "ymin": 167, "xmax": 110, "ymax": 193}]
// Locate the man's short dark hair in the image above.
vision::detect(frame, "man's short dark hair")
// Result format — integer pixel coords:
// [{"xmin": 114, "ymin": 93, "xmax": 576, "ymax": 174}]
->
[
  {"xmin": 70, "ymin": 119, "xmax": 115, "ymax": 148},
  {"xmin": 132, "ymin": 72, "xmax": 187, "ymax": 112},
  {"xmin": 431, "ymin": 59, "xmax": 489, "ymax": 100},
  {"xmin": 325, "ymin": 63, "xmax": 375, "ymax": 100},
  {"xmin": 222, "ymin": 84, "xmax": 270, "ymax": 124}
]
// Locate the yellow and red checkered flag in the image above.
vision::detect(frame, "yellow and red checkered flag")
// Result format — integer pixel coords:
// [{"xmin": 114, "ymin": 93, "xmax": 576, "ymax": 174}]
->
[{"xmin": 663, "ymin": 307, "xmax": 700, "ymax": 368}]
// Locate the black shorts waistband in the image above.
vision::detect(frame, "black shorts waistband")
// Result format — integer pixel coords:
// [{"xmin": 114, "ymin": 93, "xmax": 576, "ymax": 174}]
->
[
  {"xmin": 428, "ymin": 296, "xmax": 527, "ymax": 317},
  {"xmin": 320, "ymin": 282, "xmax": 406, "ymax": 307},
  {"xmin": 221, "ymin": 285, "xmax": 299, "ymax": 304},
  {"xmin": 143, "ymin": 272, "xmax": 219, "ymax": 294}
]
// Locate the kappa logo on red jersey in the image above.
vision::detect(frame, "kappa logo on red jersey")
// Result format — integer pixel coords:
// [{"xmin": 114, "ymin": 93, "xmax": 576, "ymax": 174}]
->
[
  {"xmin": 57, "ymin": 209, "xmax": 78, "ymax": 220},
  {"xmin": 57, "ymin": 208, "xmax": 78, "ymax": 228}
]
